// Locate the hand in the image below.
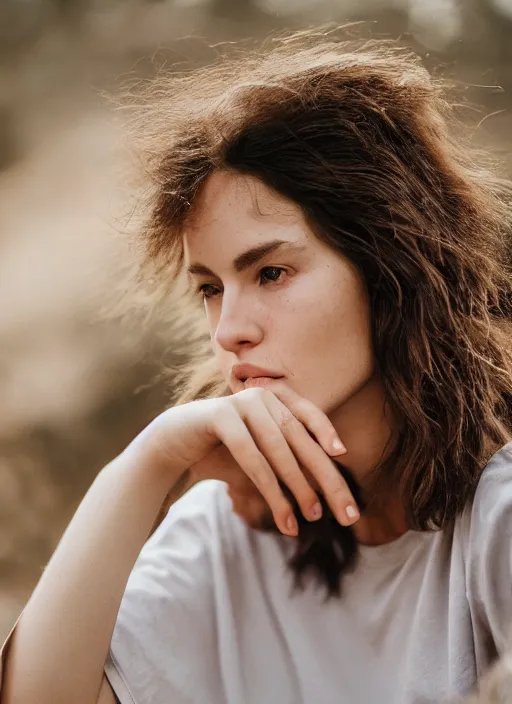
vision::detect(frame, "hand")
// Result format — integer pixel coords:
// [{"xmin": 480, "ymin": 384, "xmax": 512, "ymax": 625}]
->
[{"xmin": 145, "ymin": 383, "xmax": 359, "ymax": 537}]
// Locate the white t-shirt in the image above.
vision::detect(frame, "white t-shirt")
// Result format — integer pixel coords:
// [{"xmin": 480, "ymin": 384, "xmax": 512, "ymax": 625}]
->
[{"xmin": 105, "ymin": 442, "xmax": 512, "ymax": 704}]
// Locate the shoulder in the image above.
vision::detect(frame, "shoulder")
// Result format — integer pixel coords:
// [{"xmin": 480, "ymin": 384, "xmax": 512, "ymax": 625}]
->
[
  {"xmin": 162, "ymin": 478, "xmax": 232, "ymax": 524},
  {"xmin": 112, "ymin": 479, "xmax": 239, "ymax": 644},
  {"xmin": 462, "ymin": 440, "xmax": 512, "ymax": 551},
  {"xmin": 461, "ymin": 441, "xmax": 512, "ymax": 652},
  {"xmin": 107, "ymin": 480, "xmax": 236, "ymax": 703},
  {"xmin": 469, "ymin": 441, "xmax": 512, "ymax": 530},
  {"xmin": 148, "ymin": 478, "xmax": 238, "ymax": 554}
]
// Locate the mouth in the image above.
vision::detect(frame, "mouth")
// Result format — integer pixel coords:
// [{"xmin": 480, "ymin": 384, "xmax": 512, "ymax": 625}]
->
[
  {"xmin": 232, "ymin": 363, "xmax": 284, "ymax": 387},
  {"xmin": 242, "ymin": 376, "xmax": 284, "ymax": 388}
]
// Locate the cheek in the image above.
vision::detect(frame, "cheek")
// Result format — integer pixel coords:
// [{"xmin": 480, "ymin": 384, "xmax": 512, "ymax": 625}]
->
[
  {"xmin": 289, "ymin": 269, "xmax": 371, "ymax": 354},
  {"xmin": 285, "ymin": 270, "xmax": 374, "ymax": 404}
]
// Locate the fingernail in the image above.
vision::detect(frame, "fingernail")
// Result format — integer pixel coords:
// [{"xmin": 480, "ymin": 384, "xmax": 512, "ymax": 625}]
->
[
  {"xmin": 346, "ymin": 504, "xmax": 360, "ymax": 523},
  {"xmin": 332, "ymin": 438, "xmax": 347, "ymax": 455},
  {"xmin": 310, "ymin": 502, "xmax": 323, "ymax": 521},
  {"xmin": 286, "ymin": 515, "xmax": 299, "ymax": 536}
]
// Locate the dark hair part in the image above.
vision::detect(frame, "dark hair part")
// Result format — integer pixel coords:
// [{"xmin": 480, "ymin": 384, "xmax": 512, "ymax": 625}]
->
[{"xmin": 130, "ymin": 27, "xmax": 512, "ymax": 597}]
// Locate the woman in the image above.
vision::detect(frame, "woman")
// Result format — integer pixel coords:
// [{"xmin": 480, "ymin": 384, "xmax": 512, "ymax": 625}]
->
[{"xmin": 1, "ymin": 28, "xmax": 512, "ymax": 704}]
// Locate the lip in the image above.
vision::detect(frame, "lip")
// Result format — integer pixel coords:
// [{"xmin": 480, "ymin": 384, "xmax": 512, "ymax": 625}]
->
[
  {"xmin": 242, "ymin": 377, "xmax": 283, "ymax": 389},
  {"xmin": 232, "ymin": 363, "xmax": 284, "ymax": 383}
]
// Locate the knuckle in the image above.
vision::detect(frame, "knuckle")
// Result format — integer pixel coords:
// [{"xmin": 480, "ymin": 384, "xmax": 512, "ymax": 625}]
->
[
  {"xmin": 240, "ymin": 387, "xmax": 266, "ymax": 404},
  {"xmin": 293, "ymin": 397, "xmax": 308, "ymax": 414},
  {"xmin": 217, "ymin": 395, "xmax": 236, "ymax": 411},
  {"xmin": 279, "ymin": 414, "xmax": 295, "ymax": 433},
  {"xmin": 245, "ymin": 448, "xmax": 265, "ymax": 470},
  {"xmin": 213, "ymin": 397, "xmax": 239, "ymax": 425},
  {"xmin": 329, "ymin": 483, "xmax": 349, "ymax": 500},
  {"xmin": 276, "ymin": 409, "xmax": 298, "ymax": 433},
  {"xmin": 256, "ymin": 468, "xmax": 275, "ymax": 491},
  {"xmin": 265, "ymin": 432, "xmax": 287, "ymax": 454},
  {"xmin": 278, "ymin": 464, "xmax": 299, "ymax": 485}
]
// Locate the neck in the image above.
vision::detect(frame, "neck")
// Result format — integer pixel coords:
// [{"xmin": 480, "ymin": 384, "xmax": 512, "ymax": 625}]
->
[{"xmin": 329, "ymin": 375, "xmax": 408, "ymax": 546}]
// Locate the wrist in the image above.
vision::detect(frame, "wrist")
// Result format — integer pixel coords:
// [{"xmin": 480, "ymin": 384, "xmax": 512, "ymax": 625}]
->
[{"xmin": 120, "ymin": 420, "xmax": 188, "ymax": 494}]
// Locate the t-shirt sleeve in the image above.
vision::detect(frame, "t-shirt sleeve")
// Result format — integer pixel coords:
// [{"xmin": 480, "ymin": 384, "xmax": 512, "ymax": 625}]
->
[
  {"xmin": 104, "ymin": 479, "xmax": 228, "ymax": 704},
  {"xmin": 466, "ymin": 443, "xmax": 512, "ymax": 655}
]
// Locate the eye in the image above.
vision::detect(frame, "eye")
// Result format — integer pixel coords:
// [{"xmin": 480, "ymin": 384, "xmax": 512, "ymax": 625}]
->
[
  {"xmin": 197, "ymin": 283, "xmax": 221, "ymax": 299},
  {"xmin": 259, "ymin": 266, "xmax": 286, "ymax": 284}
]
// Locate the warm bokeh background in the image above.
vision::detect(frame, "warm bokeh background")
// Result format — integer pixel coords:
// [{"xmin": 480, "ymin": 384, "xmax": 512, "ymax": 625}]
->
[{"xmin": 1, "ymin": 0, "xmax": 512, "ymax": 640}]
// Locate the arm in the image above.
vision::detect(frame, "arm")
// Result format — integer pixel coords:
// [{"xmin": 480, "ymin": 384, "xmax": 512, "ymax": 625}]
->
[
  {"xmin": 97, "ymin": 676, "xmax": 120, "ymax": 704},
  {"xmin": 0, "ymin": 435, "xmax": 189, "ymax": 704},
  {"xmin": 1, "ymin": 387, "xmax": 357, "ymax": 704}
]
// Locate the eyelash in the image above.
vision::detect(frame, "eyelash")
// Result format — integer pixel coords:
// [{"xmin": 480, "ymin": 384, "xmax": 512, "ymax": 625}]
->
[{"xmin": 197, "ymin": 266, "xmax": 286, "ymax": 300}]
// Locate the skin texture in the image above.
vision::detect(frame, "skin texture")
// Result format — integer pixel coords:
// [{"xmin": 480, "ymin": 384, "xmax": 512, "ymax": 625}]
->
[{"xmin": 184, "ymin": 170, "xmax": 406, "ymax": 545}]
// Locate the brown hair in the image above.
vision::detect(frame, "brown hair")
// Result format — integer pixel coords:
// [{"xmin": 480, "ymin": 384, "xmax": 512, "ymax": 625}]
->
[{"xmin": 128, "ymin": 27, "xmax": 512, "ymax": 596}]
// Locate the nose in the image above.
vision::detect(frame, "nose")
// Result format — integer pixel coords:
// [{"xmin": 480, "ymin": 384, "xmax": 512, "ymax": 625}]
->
[{"xmin": 214, "ymin": 289, "xmax": 263, "ymax": 353}]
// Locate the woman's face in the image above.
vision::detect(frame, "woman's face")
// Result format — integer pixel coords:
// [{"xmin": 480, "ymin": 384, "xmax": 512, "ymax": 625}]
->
[{"xmin": 184, "ymin": 170, "xmax": 375, "ymax": 415}]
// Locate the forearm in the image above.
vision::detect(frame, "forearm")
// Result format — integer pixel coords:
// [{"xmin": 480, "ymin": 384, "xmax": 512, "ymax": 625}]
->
[{"xmin": 1, "ymin": 437, "xmax": 184, "ymax": 704}]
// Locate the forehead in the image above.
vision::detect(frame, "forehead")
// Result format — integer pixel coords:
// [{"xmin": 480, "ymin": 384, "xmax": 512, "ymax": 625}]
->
[{"xmin": 183, "ymin": 171, "xmax": 307, "ymax": 261}]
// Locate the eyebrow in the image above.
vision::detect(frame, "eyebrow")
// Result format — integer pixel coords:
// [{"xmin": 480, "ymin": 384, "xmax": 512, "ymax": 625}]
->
[{"xmin": 186, "ymin": 239, "xmax": 302, "ymax": 277}]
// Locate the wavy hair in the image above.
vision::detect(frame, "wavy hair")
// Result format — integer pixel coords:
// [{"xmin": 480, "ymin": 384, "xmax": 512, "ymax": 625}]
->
[{"xmin": 129, "ymin": 27, "xmax": 512, "ymax": 597}]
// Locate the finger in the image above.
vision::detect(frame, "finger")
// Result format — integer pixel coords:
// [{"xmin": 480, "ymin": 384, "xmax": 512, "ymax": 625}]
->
[
  {"xmin": 213, "ymin": 406, "xmax": 298, "ymax": 536},
  {"xmin": 270, "ymin": 383, "xmax": 347, "ymax": 457},
  {"xmin": 277, "ymin": 414, "xmax": 359, "ymax": 526},
  {"xmin": 237, "ymin": 395, "xmax": 323, "ymax": 523},
  {"xmin": 260, "ymin": 389, "xmax": 358, "ymax": 525}
]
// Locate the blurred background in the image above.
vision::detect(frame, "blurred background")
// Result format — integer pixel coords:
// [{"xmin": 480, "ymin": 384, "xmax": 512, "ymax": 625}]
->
[{"xmin": 1, "ymin": 0, "xmax": 512, "ymax": 640}]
